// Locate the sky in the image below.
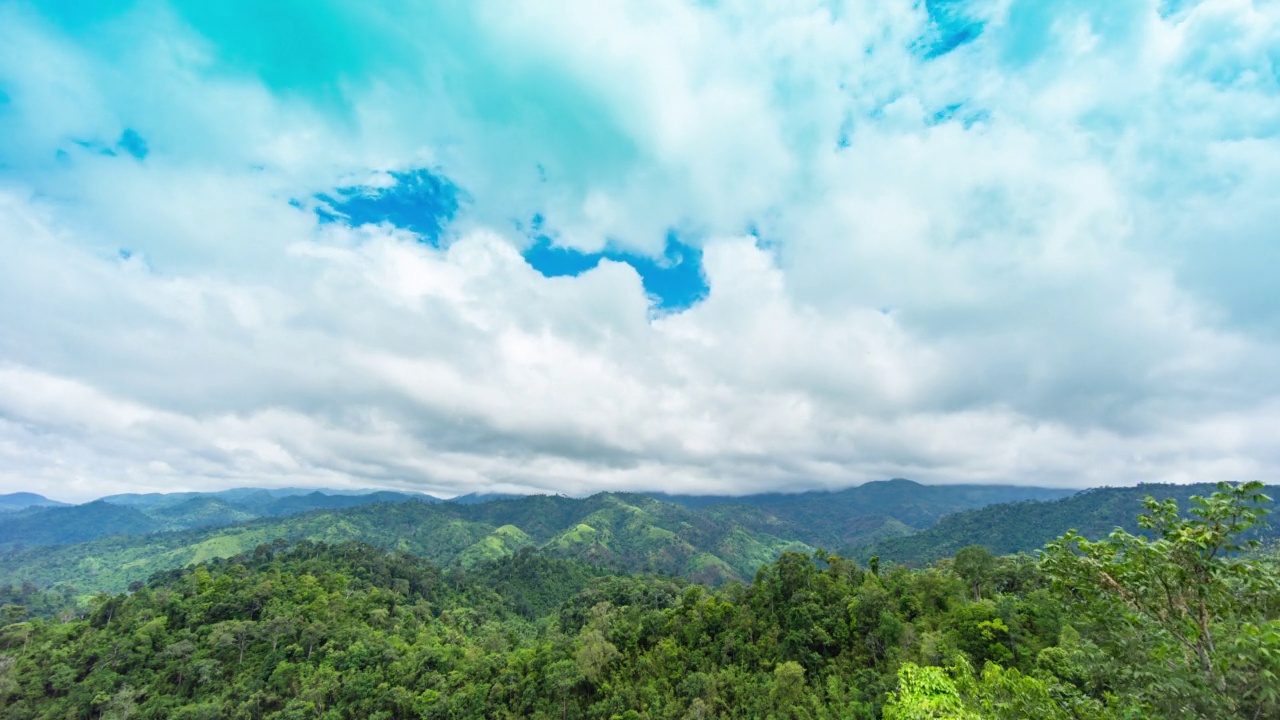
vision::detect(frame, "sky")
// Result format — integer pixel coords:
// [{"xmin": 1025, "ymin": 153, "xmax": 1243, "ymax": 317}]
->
[{"xmin": 1, "ymin": 0, "xmax": 1278, "ymax": 502}]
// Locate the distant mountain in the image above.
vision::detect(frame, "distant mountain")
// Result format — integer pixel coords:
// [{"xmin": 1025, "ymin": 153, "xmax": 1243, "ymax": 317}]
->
[
  {"xmin": 146, "ymin": 496, "xmax": 258, "ymax": 530},
  {"xmin": 99, "ymin": 491, "xmax": 212, "ymax": 508},
  {"xmin": 0, "ymin": 501, "xmax": 161, "ymax": 547},
  {"xmin": 653, "ymin": 479, "xmax": 1075, "ymax": 549},
  {"xmin": 99, "ymin": 486, "xmax": 443, "ymax": 508},
  {"xmin": 447, "ymin": 492, "xmax": 531, "ymax": 505},
  {"xmin": 0, "ymin": 479, "xmax": 1086, "ymax": 592},
  {"xmin": 0, "ymin": 492, "xmax": 69, "ymax": 513},
  {"xmin": 255, "ymin": 490, "xmax": 439, "ymax": 516},
  {"xmin": 0, "ymin": 492, "xmax": 811, "ymax": 593},
  {"xmin": 857, "ymin": 482, "xmax": 1280, "ymax": 565},
  {"xmin": 0, "ymin": 489, "xmax": 443, "ymax": 548}
]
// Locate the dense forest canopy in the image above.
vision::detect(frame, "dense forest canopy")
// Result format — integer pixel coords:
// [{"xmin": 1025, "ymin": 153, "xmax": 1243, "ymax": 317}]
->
[
  {"xmin": 0, "ymin": 482, "xmax": 1276, "ymax": 719},
  {"xmin": 4, "ymin": 481, "xmax": 1267, "ymax": 599}
]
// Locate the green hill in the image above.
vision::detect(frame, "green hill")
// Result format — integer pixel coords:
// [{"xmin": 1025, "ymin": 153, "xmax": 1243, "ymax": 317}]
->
[
  {"xmin": 144, "ymin": 497, "xmax": 258, "ymax": 530},
  {"xmin": 5, "ymin": 481, "xmax": 1258, "ymax": 599},
  {"xmin": 658, "ymin": 479, "xmax": 1074, "ymax": 549},
  {"xmin": 0, "ymin": 489, "xmax": 441, "ymax": 548},
  {"xmin": 0, "ymin": 480, "xmax": 1067, "ymax": 556},
  {"xmin": 0, "ymin": 494, "xmax": 811, "ymax": 593},
  {"xmin": 0, "ymin": 501, "xmax": 162, "ymax": 548},
  {"xmin": 4, "ymin": 482, "xmax": 1276, "ymax": 720},
  {"xmin": 858, "ymin": 482, "xmax": 1280, "ymax": 565}
]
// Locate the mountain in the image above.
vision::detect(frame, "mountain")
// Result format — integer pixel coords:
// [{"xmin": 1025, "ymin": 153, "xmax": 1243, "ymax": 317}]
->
[
  {"xmin": 0, "ymin": 492, "xmax": 810, "ymax": 593},
  {"xmin": 0, "ymin": 488, "xmax": 444, "ymax": 548},
  {"xmin": 98, "ymin": 490, "xmax": 213, "ymax": 508},
  {"xmin": 655, "ymin": 479, "xmax": 1075, "ymax": 549},
  {"xmin": 10, "ymin": 479, "xmax": 1250, "ymax": 599},
  {"xmin": 6, "ymin": 480, "xmax": 1065, "ymax": 552},
  {"xmin": 858, "ymin": 482, "xmax": 1280, "ymax": 565},
  {"xmin": 447, "ymin": 492, "xmax": 531, "ymax": 504},
  {"xmin": 0, "ymin": 479, "xmax": 1080, "ymax": 592},
  {"xmin": 6, "ymin": 486, "xmax": 1276, "ymax": 720},
  {"xmin": 0, "ymin": 501, "xmax": 162, "ymax": 547},
  {"xmin": 0, "ymin": 492, "xmax": 69, "ymax": 512},
  {"xmin": 99, "ymin": 486, "xmax": 444, "ymax": 508},
  {"xmin": 145, "ymin": 496, "xmax": 258, "ymax": 530},
  {"xmin": 256, "ymin": 490, "xmax": 438, "ymax": 516}
]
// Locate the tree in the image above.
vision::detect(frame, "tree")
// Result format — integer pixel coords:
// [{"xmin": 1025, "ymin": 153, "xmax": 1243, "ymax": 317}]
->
[
  {"xmin": 953, "ymin": 546, "xmax": 996, "ymax": 601},
  {"xmin": 771, "ymin": 661, "xmax": 809, "ymax": 719},
  {"xmin": 103, "ymin": 684, "xmax": 141, "ymax": 720},
  {"xmin": 883, "ymin": 663, "xmax": 978, "ymax": 720},
  {"xmin": 210, "ymin": 620, "xmax": 256, "ymax": 667},
  {"xmin": 575, "ymin": 629, "xmax": 620, "ymax": 682},
  {"xmin": 1040, "ymin": 481, "xmax": 1280, "ymax": 718},
  {"xmin": 544, "ymin": 659, "xmax": 583, "ymax": 720}
]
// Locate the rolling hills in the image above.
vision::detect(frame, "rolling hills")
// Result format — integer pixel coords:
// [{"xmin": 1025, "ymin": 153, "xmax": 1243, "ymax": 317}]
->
[
  {"xmin": 0, "ymin": 493, "xmax": 812, "ymax": 593},
  {"xmin": 660, "ymin": 478, "xmax": 1075, "ymax": 549},
  {"xmin": 2, "ymin": 479, "xmax": 1268, "ymax": 598},
  {"xmin": 858, "ymin": 482, "xmax": 1280, "ymax": 565},
  {"xmin": 0, "ymin": 488, "xmax": 441, "ymax": 548}
]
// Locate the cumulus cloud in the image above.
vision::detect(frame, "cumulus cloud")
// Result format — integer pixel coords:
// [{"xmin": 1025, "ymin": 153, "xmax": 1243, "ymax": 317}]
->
[{"xmin": 0, "ymin": 0, "xmax": 1278, "ymax": 501}]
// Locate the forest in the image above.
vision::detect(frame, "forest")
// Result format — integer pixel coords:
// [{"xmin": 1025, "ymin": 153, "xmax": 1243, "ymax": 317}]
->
[
  {"xmin": 0, "ymin": 480, "xmax": 1074, "ymax": 595},
  {"xmin": 0, "ymin": 482, "xmax": 1277, "ymax": 719}
]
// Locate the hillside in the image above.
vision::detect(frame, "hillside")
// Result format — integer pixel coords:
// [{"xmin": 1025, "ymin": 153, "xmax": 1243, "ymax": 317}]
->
[
  {"xmin": 0, "ymin": 489, "xmax": 440, "ymax": 547},
  {"xmin": 0, "ymin": 501, "xmax": 162, "ymax": 547},
  {"xmin": 0, "ymin": 479, "xmax": 1059, "ymax": 558},
  {"xmin": 858, "ymin": 482, "xmax": 1280, "ymax": 564},
  {"xmin": 2, "ymin": 481, "xmax": 1261, "ymax": 596},
  {"xmin": 2, "ymin": 483, "xmax": 1276, "ymax": 720},
  {"xmin": 0, "ymin": 493, "xmax": 811, "ymax": 593},
  {"xmin": 658, "ymin": 479, "xmax": 1074, "ymax": 549}
]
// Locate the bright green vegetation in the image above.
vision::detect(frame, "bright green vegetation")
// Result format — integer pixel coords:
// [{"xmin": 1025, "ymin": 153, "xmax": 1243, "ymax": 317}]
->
[
  {"xmin": 0, "ymin": 479, "xmax": 1069, "ymax": 552},
  {"xmin": 0, "ymin": 482, "xmax": 1275, "ymax": 719},
  {"xmin": 455, "ymin": 526, "xmax": 533, "ymax": 567},
  {"xmin": 0, "ymin": 494, "xmax": 813, "ymax": 594},
  {"xmin": 5, "ymin": 483, "xmax": 1278, "ymax": 598}
]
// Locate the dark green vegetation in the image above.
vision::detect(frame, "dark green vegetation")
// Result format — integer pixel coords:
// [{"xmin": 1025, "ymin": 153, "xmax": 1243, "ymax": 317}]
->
[
  {"xmin": 653, "ymin": 479, "xmax": 1074, "ymax": 550},
  {"xmin": 0, "ymin": 490, "xmax": 441, "ymax": 549},
  {"xmin": 0, "ymin": 481, "xmax": 1071, "ymax": 595},
  {"xmin": 0, "ymin": 483, "xmax": 1276, "ymax": 719},
  {"xmin": 0, "ymin": 494, "xmax": 811, "ymax": 594},
  {"xmin": 859, "ymin": 482, "xmax": 1280, "ymax": 565}
]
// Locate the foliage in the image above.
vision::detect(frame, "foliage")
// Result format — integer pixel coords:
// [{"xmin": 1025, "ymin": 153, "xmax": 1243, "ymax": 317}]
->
[
  {"xmin": 860, "ymin": 482, "xmax": 1280, "ymax": 565},
  {"xmin": 1040, "ymin": 481, "xmax": 1280, "ymax": 718},
  {"xmin": 664, "ymin": 479, "xmax": 1074, "ymax": 550},
  {"xmin": 0, "ymin": 494, "xmax": 813, "ymax": 594},
  {"xmin": 0, "ymin": 483, "xmax": 1274, "ymax": 718}
]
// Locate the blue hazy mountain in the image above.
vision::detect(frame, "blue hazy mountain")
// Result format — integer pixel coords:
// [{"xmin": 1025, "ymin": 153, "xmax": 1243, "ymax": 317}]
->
[{"xmin": 0, "ymin": 492, "xmax": 69, "ymax": 513}]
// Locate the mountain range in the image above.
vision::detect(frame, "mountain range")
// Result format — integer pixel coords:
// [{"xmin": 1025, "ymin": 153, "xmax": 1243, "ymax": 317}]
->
[{"xmin": 0, "ymin": 479, "xmax": 1271, "ymax": 597}]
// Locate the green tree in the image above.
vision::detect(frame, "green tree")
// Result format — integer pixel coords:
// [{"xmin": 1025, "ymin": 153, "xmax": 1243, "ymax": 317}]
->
[
  {"xmin": 1041, "ymin": 481, "xmax": 1280, "ymax": 718},
  {"xmin": 882, "ymin": 663, "xmax": 978, "ymax": 720},
  {"xmin": 952, "ymin": 546, "xmax": 996, "ymax": 601},
  {"xmin": 545, "ymin": 659, "xmax": 583, "ymax": 720}
]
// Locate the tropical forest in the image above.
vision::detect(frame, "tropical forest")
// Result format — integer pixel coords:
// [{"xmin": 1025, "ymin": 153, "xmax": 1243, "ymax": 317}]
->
[{"xmin": 0, "ymin": 481, "xmax": 1277, "ymax": 719}]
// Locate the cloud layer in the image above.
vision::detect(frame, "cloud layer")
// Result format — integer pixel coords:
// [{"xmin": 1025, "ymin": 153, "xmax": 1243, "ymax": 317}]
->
[{"xmin": 1, "ymin": 0, "xmax": 1278, "ymax": 501}]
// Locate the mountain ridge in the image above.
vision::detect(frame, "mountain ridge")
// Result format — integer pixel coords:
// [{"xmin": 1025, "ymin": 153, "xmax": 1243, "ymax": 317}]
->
[{"xmin": 0, "ymin": 492, "xmax": 69, "ymax": 512}]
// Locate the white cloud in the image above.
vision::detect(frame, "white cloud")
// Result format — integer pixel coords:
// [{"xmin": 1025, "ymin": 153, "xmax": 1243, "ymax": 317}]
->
[{"xmin": 0, "ymin": 0, "xmax": 1278, "ymax": 501}]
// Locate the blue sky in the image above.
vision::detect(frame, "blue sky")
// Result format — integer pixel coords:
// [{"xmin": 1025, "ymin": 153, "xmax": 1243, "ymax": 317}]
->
[{"xmin": 0, "ymin": 0, "xmax": 1278, "ymax": 500}]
